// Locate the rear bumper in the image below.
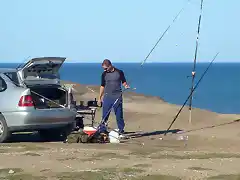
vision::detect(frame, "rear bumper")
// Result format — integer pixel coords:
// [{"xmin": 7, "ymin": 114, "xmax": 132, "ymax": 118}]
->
[{"xmin": 3, "ymin": 109, "xmax": 76, "ymax": 132}]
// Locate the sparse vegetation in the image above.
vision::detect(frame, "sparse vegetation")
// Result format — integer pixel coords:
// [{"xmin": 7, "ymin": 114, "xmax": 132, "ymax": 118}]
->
[
  {"xmin": 0, "ymin": 143, "xmax": 47, "ymax": 153},
  {"xmin": 57, "ymin": 171, "xmax": 111, "ymax": 180},
  {"xmin": 94, "ymin": 152, "xmax": 127, "ymax": 159},
  {"xmin": 0, "ymin": 168, "xmax": 44, "ymax": 180},
  {"xmin": 58, "ymin": 157, "xmax": 77, "ymax": 161},
  {"xmin": 150, "ymin": 153, "xmax": 240, "ymax": 160},
  {"xmin": 23, "ymin": 152, "xmax": 41, "ymax": 156},
  {"xmin": 188, "ymin": 167, "xmax": 213, "ymax": 171},
  {"xmin": 57, "ymin": 168, "xmax": 145, "ymax": 180},
  {"xmin": 132, "ymin": 174, "xmax": 181, "ymax": 180},
  {"xmin": 133, "ymin": 164, "xmax": 152, "ymax": 168},
  {"xmin": 4, "ymin": 174, "xmax": 45, "ymax": 180},
  {"xmin": 0, "ymin": 168, "xmax": 23, "ymax": 175},
  {"xmin": 208, "ymin": 174, "xmax": 240, "ymax": 180}
]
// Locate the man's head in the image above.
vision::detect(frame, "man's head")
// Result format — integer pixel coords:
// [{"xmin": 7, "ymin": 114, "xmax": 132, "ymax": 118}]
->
[{"xmin": 102, "ymin": 59, "xmax": 113, "ymax": 72}]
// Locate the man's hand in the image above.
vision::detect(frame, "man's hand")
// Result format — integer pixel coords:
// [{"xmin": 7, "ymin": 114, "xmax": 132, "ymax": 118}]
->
[
  {"xmin": 123, "ymin": 82, "xmax": 130, "ymax": 90},
  {"xmin": 124, "ymin": 84, "xmax": 130, "ymax": 89},
  {"xmin": 98, "ymin": 86, "xmax": 105, "ymax": 107},
  {"xmin": 97, "ymin": 96, "xmax": 103, "ymax": 107}
]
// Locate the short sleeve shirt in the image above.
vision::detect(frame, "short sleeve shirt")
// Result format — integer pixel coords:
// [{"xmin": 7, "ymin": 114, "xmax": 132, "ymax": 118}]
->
[{"xmin": 101, "ymin": 68, "xmax": 126, "ymax": 98}]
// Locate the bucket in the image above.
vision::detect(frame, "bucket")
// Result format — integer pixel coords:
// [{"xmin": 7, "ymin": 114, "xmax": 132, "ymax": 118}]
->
[
  {"xmin": 109, "ymin": 130, "xmax": 120, "ymax": 143},
  {"xmin": 83, "ymin": 126, "xmax": 97, "ymax": 136}
]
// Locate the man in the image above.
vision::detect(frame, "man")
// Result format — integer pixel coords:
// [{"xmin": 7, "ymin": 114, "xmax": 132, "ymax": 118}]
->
[{"xmin": 98, "ymin": 59, "xmax": 129, "ymax": 134}]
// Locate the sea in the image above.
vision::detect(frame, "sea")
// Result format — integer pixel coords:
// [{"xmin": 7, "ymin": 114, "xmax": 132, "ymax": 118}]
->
[{"xmin": 0, "ymin": 63, "xmax": 239, "ymax": 114}]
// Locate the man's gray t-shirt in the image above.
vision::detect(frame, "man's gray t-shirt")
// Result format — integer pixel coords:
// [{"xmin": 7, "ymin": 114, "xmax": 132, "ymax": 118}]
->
[{"xmin": 101, "ymin": 68, "xmax": 126, "ymax": 98}]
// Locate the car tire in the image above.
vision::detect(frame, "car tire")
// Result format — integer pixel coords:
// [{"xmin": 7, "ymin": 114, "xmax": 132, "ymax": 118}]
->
[{"xmin": 0, "ymin": 115, "xmax": 10, "ymax": 143}]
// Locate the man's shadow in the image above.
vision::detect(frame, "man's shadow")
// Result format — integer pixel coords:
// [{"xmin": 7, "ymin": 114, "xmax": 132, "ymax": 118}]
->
[
  {"xmin": 124, "ymin": 119, "xmax": 240, "ymax": 139},
  {"xmin": 6, "ymin": 119, "xmax": 240, "ymax": 143}
]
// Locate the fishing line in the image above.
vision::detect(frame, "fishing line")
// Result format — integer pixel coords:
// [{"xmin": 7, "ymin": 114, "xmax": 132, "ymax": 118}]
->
[
  {"xmin": 140, "ymin": 0, "xmax": 191, "ymax": 66},
  {"xmin": 164, "ymin": 52, "xmax": 220, "ymax": 136},
  {"xmin": 127, "ymin": 0, "xmax": 192, "ymax": 93}
]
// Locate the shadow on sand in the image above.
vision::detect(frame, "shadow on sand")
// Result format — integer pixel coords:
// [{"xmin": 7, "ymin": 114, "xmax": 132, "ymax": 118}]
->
[
  {"xmin": 124, "ymin": 119, "xmax": 240, "ymax": 139},
  {"xmin": 7, "ymin": 129, "xmax": 182, "ymax": 143},
  {"xmin": 7, "ymin": 132, "xmax": 63, "ymax": 143},
  {"xmin": 125, "ymin": 129, "xmax": 182, "ymax": 139},
  {"xmin": 5, "ymin": 119, "xmax": 240, "ymax": 143}
]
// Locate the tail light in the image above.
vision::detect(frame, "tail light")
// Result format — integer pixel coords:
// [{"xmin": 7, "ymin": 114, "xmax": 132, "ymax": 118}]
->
[{"xmin": 18, "ymin": 95, "xmax": 34, "ymax": 107}]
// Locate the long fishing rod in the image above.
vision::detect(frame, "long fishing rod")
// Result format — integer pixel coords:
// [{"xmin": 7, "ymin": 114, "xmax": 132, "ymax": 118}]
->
[
  {"xmin": 127, "ymin": 0, "xmax": 192, "ymax": 89},
  {"xmin": 188, "ymin": 0, "xmax": 204, "ymax": 124},
  {"xmin": 164, "ymin": 52, "xmax": 219, "ymax": 136},
  {"xmin": 140, "ymin": 0, "xmax": 191, "ymax": 67}
]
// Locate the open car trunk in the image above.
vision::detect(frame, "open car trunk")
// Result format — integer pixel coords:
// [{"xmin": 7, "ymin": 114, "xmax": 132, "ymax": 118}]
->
[
  {"xmin": 30, "ymin": 86, "xmax": 68, "ymax": 109},
  {"xmin": 18, "ymin": 57, "xmax": 65, "ymax": 86}
]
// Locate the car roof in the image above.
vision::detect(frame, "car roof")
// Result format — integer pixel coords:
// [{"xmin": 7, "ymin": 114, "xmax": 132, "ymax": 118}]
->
[{"xmin": 0, "ymin": 68, "xmax": 17, "ymax": 73}]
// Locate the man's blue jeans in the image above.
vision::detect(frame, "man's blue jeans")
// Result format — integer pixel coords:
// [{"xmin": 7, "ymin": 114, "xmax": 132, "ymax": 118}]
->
[{"xmin": 100, "ymin": 95, "xmax": 125, "ymax": 133}]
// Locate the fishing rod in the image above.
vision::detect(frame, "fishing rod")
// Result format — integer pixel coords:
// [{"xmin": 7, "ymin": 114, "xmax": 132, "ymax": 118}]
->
[
  {"xmin": 188, "ymin": 0, "xmax": 204, "ymax": 124},
  {"xmin": 127, "ymin": 0, "xmax": 192, "ymax": 89},
  {"xmin": 140, "ymin": 0, "xmax": 191, "ymax": 66},
  {"xmin": 164, "ymin": 52, "xmax": 219, "ymax": 136}
]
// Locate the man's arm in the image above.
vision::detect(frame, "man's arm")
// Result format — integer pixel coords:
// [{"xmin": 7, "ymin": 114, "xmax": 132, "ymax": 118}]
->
[
  {"xmin": 99, "ymin": 86, "xmax": 104, "ymax": 100},
  {"xmin": 98, "ymin": 72, "xmax": 106, "ymax": 102}
]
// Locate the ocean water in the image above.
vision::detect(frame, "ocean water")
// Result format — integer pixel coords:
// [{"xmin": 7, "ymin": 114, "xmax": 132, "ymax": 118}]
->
[{"xmin": 0, "ymin": 63, "xmax": 239, "ymax": 114}]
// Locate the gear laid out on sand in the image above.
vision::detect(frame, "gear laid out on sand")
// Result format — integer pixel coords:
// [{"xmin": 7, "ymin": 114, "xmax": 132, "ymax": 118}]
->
[{"xmin": 64, "ymin": 127, "xmax": 110, "ymax": 144}]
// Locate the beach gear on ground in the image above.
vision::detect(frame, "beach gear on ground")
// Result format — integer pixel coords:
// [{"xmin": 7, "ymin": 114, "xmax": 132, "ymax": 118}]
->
[
  {"xmin": 109, "ymin": 129, "xmax": 120, "ymax": 143},
  {"xmin": 65, "ymin": 127, "xmax": 109, "ymax": 143}
]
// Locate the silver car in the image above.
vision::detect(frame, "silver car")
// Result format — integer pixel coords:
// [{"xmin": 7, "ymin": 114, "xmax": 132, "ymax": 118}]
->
[{"xmin": 0, "ymin": 57, "xmax": 77, "ymax": 142}]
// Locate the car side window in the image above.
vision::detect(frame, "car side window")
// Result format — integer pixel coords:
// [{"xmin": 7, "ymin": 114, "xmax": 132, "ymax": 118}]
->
[
  {"xmin": 4, "ymin": 72, "xmax": 19, "ymax": 85},
  {"xmin": 0, "ymin": 76, "xmax": 7, "ymax": 92}
]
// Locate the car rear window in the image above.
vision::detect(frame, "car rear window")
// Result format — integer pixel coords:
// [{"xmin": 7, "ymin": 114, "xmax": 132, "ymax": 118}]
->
[
  {"xmin": 4, "ymin": 72, "xmax": 20, "ymax": 85},
  {"xmin": 0, "ymin": 76, "xmax": 7, "ymax": 92}
]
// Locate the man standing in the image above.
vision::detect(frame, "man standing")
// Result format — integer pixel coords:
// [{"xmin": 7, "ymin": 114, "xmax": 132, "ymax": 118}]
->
[{"xmin": 98, "ymin": 59, "xmax": 129, "ymax": 134}]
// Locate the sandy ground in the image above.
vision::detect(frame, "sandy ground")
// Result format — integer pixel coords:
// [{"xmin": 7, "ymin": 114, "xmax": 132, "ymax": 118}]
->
[{"xmin": 0, "ymin": 82, "xmax": 240, "ymax": 180}]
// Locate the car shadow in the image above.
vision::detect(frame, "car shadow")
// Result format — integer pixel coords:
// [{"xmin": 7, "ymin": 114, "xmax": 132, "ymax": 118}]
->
[
  {"xmin": 7, "ymin": 132, "xmax": 63, "ymax": 143},
  {"xmin": 6, "ymin": 128, "xmax": 183, "ymax": 143}
]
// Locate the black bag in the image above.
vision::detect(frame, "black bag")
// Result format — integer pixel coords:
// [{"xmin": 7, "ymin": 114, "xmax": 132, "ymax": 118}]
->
[
  {"xmin": 65, "ymin": 130, "xmax": 109, "ymax": 144},
  {"xmin": 65, "ymin": 131, "xmax": 89, "ymax": 143}
]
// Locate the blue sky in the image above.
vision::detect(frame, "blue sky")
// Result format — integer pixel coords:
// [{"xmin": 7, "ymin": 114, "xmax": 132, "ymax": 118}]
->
[{"xmin": 0, "ymin": 0, "xmax": 239, "ymax": 63}]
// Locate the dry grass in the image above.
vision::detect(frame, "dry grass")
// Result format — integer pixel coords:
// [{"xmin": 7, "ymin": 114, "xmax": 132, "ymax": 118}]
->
[
  {"xmin": 0, "ymin": 168, "xmax": 45, "ymax": 180},
  {"xmin": 208, "ymin": 174, "xmax": 240, "ymax": 180},
  {"xmin": 150, "ymin": 153, "xmax": 240, "ymax": 160}
]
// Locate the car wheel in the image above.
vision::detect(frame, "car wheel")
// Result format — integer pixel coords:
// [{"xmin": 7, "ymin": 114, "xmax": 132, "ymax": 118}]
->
[{"xmin": 0, "ymin": 115, "xmax": 10, "ymax": 143}]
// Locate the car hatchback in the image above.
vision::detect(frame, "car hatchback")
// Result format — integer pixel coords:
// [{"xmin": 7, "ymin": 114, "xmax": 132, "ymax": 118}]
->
[{"xmin": 0, "ymin": 57, "xmax": 77, "ymax": 142}]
